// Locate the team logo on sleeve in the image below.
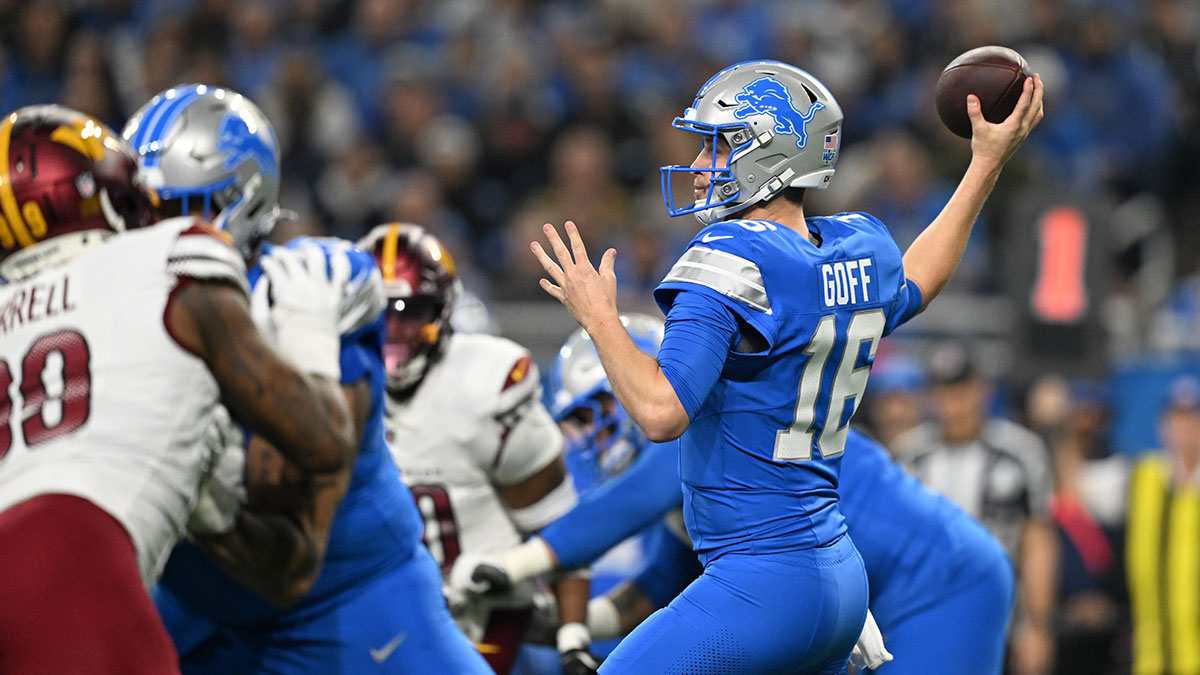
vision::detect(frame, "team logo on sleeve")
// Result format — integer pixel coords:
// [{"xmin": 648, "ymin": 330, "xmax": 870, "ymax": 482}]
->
[
  {"xmin": 502, "ymin": 355, "xmax": 532, "ymax": 391},
  {"xmin": 733, "ymin": 76, "xmax": 825, "ymax": 149}
]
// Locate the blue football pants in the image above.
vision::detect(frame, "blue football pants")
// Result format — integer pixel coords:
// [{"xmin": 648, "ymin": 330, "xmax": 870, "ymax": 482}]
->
[{"xmin": 601, "ymin": 534, "xmax": 868, "ymax": 675}]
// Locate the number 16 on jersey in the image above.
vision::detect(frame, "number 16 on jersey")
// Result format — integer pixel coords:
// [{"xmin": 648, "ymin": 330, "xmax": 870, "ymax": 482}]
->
[{"xmin": 774, "ymin": 309, "xmax": 884, "ymax": 462}]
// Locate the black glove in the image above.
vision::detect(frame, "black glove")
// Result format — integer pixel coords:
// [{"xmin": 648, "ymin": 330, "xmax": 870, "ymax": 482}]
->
[
  {"xmin": 561, "ymin": 647, "xmax": 600, "ymax": 675},
  {"xmin": 447, "ymin": 553, "xmax": 514, "ymax": 596}
]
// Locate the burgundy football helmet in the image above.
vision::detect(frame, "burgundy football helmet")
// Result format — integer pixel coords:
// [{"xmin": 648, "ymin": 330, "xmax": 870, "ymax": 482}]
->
[
  {"xmin": 357, "ymin": 223, "xmax": 460, "ymax": 396},
  {"xmin": 0, "ymin": 105, "xmax": 155, "ymax": 282}
]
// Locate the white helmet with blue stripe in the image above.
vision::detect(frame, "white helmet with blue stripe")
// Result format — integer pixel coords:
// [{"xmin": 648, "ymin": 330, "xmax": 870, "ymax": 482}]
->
[
  {"xmin": 661, "ymin": 60, "xmax": 844, "ymax": 225},
  {"xmin": 122, "ymin": 84, "xmax": 282, "ymax": 257}
]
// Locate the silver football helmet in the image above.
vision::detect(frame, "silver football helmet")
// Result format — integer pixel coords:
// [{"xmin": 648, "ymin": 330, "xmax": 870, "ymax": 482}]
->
[
  {"xmin": 661, "ymin": 60, "xmax": 844, "ymax": 225},
  {"xmin": 550, "ymin": 313, "xmax": 665, "ymax": 487},
  {"xmin": 549, "ymin": 313, "xmax": 666, "ymax": 421},
  {"xmin": 122, "ymin": 84, "xmax": 282, "ymax": 257}
]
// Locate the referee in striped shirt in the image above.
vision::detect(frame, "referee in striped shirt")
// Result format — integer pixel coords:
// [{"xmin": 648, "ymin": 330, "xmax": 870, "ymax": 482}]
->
[{"xmin": 894, "ymin": 344, "xmax": 1058, "ymax": 675}]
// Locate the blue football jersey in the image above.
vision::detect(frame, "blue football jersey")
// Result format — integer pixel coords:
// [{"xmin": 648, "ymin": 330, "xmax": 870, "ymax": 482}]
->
[
  {"xmin": 654, "ymin": 214, "xmax": 920, "ymax": 562},
  {"xmin": 158, "ymin": 237, "xmax": 424, "ymax": 628}
]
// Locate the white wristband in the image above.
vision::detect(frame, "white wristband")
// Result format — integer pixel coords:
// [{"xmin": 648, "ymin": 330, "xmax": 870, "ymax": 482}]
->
[
  {"xmin": 495, "ymin": 537, "xmax": 556, "ymax": 584},
  {"xmin": 586, "ymin": 596, "xmax": 622, "ymax": 641},
  {"xmin": 556, "ymin": 622, "xmax": 591, "ymax": 653},
  {"xmin": 273, "ymin": 310, "xmax": 341, "ymax": 381},
  {"xmin": 508, "ymin": 478, "xmax": 578, "ymax": 533}
]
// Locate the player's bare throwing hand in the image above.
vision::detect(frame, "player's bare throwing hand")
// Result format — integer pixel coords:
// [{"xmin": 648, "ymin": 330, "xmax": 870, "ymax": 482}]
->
[{"xmin": 532, "ymin": 220, "xmax": 619, "ymax": 334}]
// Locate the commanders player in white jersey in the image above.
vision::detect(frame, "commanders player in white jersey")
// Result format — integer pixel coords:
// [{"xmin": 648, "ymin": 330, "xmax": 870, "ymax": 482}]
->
[
  {"xmin": 359, "ymin": 223, "xmax": 598, "ymax": 675},
  {"xmin": 0, "ymin": 106, "xmax": 356, "ymax": 674}
]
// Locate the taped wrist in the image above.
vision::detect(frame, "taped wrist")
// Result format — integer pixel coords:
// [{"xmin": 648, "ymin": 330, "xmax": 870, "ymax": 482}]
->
[
  {"xmin": 556, "ymin": 622, "xmax": 591, "ymax": 653},
  {"xmin": 586, "ymin": 595, "xmax": 621, "ymax": 641},
  {"xmin": 495, "ymin": 537, "xmax": 556, "ymax": 584}
]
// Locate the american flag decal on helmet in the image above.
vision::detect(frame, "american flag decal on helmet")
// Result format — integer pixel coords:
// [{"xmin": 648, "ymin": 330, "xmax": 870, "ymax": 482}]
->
[{"xmin": 822, "ymin": 130, "xmax": 840, "ymax": 165}]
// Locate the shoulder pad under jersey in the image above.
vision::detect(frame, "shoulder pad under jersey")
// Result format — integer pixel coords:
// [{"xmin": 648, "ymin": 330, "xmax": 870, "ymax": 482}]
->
[
  {"xmin": 163, "ymin": 217, "xmax": 249, "ymax": 296},
  {"xmin": 658, "ymin": 219, "xmax": 772, "ymax": 314}
]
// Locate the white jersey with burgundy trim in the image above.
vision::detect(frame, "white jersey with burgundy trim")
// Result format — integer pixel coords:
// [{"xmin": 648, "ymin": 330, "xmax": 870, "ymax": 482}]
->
[
  {"xmin": 0, "ymin": 216, "xmax": 246, "ymax": 587},
  {"xmin": 384, "ymin": 332, "xmax": 565, "ymax": 636}
]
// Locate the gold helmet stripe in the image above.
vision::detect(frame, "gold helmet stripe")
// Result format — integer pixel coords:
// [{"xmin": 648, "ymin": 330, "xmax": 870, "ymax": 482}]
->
[
  {"xmin": 0, "ymin": 112, "xmax": 34, "ymax": 249},
  {"xmin": 50, "ymin": 117, "xmax": 110, "ymax": 161},
  {"xmin": 381, "ymin": 222, "xmax": 401, "ymax": 281},
  {"xmin": 430, "ymin": 240, "xmax": 455, "ymax": 277}
]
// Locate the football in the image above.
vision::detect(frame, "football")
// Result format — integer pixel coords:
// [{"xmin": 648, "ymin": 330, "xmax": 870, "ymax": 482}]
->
[{"xmin": 935, "ymin": 46, "xmax": 1031, "ymax": 138}]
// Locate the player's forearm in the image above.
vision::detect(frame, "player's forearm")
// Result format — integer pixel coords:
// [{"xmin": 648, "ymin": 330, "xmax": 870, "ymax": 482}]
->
[
  {"xmin": 554, "ymin": 572, "xmax": 591, "ymax": 627},
  {"xmin": 901, "ymin": 157, "xmax": 1003, "ymax": 306},
  {"xmin": 177, "ymin": 281, "xmax": 357, "ymax": 474},
  {"xmin": 1019, "ymin": 518, "xmax": 1059, "ymax": 631},
  {"xmin": 587, "ymin": 316, "xmax": 688, "ymax": 442},
  {"xmin": 213, "ymin": 438, "xmax": 352, "ymax": 608},
  {"xmin": 542, "ymin": 442, "xmax": 682, "ymax": 570},
  {"xmin": 228, "ymin": 367, "xmax": 357, "ymax": 475},
  {"xmin": 193, "ymin": 509, "xmax": 321, "ymax": 608}
]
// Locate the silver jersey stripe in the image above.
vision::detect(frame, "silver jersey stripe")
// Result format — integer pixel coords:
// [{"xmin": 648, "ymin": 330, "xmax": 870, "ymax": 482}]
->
[{"xmin": 662, "ymin": 246, "xmax": 771, "ymax": 313}]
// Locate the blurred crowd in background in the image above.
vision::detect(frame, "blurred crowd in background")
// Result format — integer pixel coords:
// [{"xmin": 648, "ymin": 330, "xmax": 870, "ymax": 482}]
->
[{"xmin": 4, "ymin": 0, "xmax": 1200, "ymax": 672}]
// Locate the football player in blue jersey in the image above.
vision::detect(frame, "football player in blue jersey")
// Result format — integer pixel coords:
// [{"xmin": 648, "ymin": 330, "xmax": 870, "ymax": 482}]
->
[
  {"xmin": 122, "ymin": 85, "xmax": 490, "ymax": 673},
  {"xmin": 461, "ymin": 319, "xmax": 1015, "ymax": 673},
  {"xmin": 529, "ymin": 60, "xmax": 1042, "ymax": 672}
]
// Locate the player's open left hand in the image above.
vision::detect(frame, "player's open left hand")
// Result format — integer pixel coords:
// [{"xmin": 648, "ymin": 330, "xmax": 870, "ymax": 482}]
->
[
  {"xmin": 531, "ymin": 221, "xmax": 619, "ymax": 332},
  {"xmin": 968, "ymin": 73, "xmax": 1044, "ymax": 170}
]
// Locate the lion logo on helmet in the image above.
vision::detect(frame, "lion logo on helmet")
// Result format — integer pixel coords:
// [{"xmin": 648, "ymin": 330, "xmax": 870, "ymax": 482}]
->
[
  {"xmin": 733, "ymin": 76, "xmax": 825, "ymax": 150},
  {"xmin": 216, "ymin": 113, "xmax": 277, "ymax": 179}
]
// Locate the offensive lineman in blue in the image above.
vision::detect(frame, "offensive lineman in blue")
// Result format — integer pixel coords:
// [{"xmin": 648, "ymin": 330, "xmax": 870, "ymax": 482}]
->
[
  {"xmin": 462, "ymin": 319, "xmax": 1014, "ymax": 673},
  {"xmin": 531, "ymin": 60, "xmax": 1043, "ymax": 672},
  {"xmin": 123, "ymin": 85, "xmax": 490, "ymax": 673}
]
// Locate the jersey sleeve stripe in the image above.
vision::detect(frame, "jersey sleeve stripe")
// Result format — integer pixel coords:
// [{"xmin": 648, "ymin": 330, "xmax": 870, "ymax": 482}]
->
[
  {"xmin": 167, "ymin": 232, "xmax": 249, "ymax": 295},
  {"xmin": 337, "ymin": 264, "xmax": 386, "ymax": 335},
  {"xmin": 662, "ymin": 246, "xmax": 771, "ymax": 312},
  {"xmin": 166, "ymin": 257, "xmax": 250, "ymax": 295}
]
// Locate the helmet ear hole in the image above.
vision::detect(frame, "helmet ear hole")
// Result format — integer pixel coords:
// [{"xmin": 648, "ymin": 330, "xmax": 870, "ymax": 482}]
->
[{"xmin": 799, "ymin": 83, "xmax": 819, "ymax": 105}]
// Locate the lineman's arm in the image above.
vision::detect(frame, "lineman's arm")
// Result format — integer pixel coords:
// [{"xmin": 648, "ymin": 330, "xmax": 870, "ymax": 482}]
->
[
  {"xmin": 166, "ymin": 278, "xmax": 355, "ymax": 474},
  {"xmin": 190, "ymin": 380, "xmax": 370, "ymax": 608},
  {"xmin": 539, "ymin": 440, "xmax": 682, "ymax": 571},
  {"xmin": 458, "ymin": 439, "xmax": 683, "ymax": 589},
  {"xmin": 494, "ymin": 456, "xmax": 598, "ymax": 673},
  {"xmin": 902, "ymin": 74, "xmax": 1044, "ymax": 309}
]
